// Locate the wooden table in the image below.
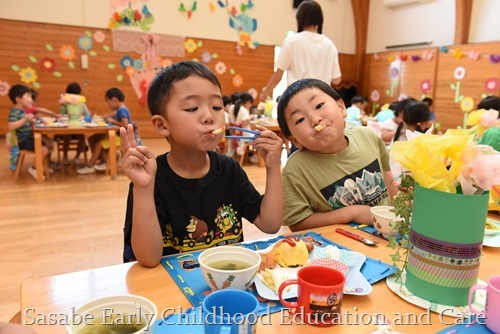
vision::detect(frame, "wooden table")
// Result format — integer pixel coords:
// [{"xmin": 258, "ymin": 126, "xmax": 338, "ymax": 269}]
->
[
  {"xmin": 20, "ymin": 225, "xmax": 500, "ymax": 333},
  {"xmin": 34, "ymin": 125, "xmax": 120, "ymax": 182}
]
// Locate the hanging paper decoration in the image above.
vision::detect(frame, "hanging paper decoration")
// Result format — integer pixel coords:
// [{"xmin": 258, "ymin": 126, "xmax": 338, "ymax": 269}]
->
[
  {"xmin": 386, "ymin": 60, "xmax": 400, "ymax": 97},
  {"xmin": 19, "ymin": 67, "xmax": 38, "ymax": 84},
  {"xmin": 0, "ymin": 81, "xmax": 10, "ymax": 96},
  {"xmin": 209, "ymin": 1, "xmax": 216, "ymax": 11},
  {"xmin": 485, "ymin": 78, "xmax": 498, "ymax": 93},
  {"xmin": 489, "ymin": 54, "xmax": 500, "ymax": 64},
  {"xmin": 53, "ymin": 72, "xmax": 62, "ymax": 78},
  {"xmin": 78, "ymin": 36, "xmax": 93, "ymax": 51},
  {"xmin": 411, "ymin": 55, "xmax": 421, "ymax": 62},
  {"xmin": 11, "ymin": 65, "xmax": 20, "ymax": 72},
  {"xmin": 387, "ymin": 55, "xmax": 395, "ymax": 63},
  {"xmin": 421, "ymin": 51, "xmax": 433, "ymax": 60},
  {"xmin": 179, "ymin": 1, "xmax": 197, "ymax": 19},
  {"xmin": 373, "ymin": 53, "xmax": 380, "ymax": 60},
  {"xmin": 241, "ymin": 3, "xmax": 247, "ymax": 12},
  {"xmin": 420, "ymin": 80, "xmax": 432, "ymax": 99},
  {"xmin": 214, "ymin": 61, "xmax": 226, "ymax": 75},
  {"xmin": 230, "ymin": 6, "xmax": 238, "ymax": 15},
  {"xmin": 370, "ymin": 90, "xmax": 380, "ymax": 115},
  {"xmin": 247, "ymin": 0, "xmax": 254, "ymax": 9},
  {"xmin": 468, "ymin": 50, "xmax": 479, "ymax": 60},
  {"xmin": 235, "ymin": 44, "xmax": 243, "ymax": 56},
  {"xmin": 452, "ymin": 49, "xmax": 463, "ymax": 59},
  {"xmin": 59, "ymin": 45, "xmax": 75, "ymax": 60},
  {"xmin": 179, "ymin": 3, "xmax": 186, "ymax": 12},
  {"xmin": 201, "ymin": 51, "xmax": 212, "ymax": 64},
  {"xmin": 451, "ymin": 66, "xmax": 466, "ymax": 103},
  {"xmin": 439, "ymin": 46, "xmax": 448, "ymax": 53},
  {"xmin": 400, "ymin": 54, "xmax": 407, "ymax": 61},
  {"xmin": 232, "ymin": 74, "xmax": 243, "ymax": 87},
  {"xmin": 40, "ymin": 58, "xmax": 56, "ymax": 72},
  {"xmin": 229, "ymin": 68, "xmax": 235, "ymax": 75},
  {"xmin": 109, "ymin": 4, "xmax": 154, "ymax": 32},
  {"xmin": 134, "ymin": 59, "xmax": 144, "ymax": 70},
  {"xmin": 217, "ymin": 1, "xmax": 225, "ymax": 8},
  {"xmin": 126, "ymin": 66, "xmax": 136, "ymax": 76},
  {"xmin": 460, "ymin": 96, "xmax": 475, "ymax": 129},
  {"xmin": 93, "ymin": 31, "xmax": 106, "ymax": 43},
  {"xmin": 185, "ymin": 39, "xmax": 198, "ymax": 53}
]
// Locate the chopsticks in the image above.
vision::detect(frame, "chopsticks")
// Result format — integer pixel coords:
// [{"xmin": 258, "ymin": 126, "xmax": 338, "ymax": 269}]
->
[{"xmin": 225, "ymin": 126, "xmax": 261, "ymax": 140}]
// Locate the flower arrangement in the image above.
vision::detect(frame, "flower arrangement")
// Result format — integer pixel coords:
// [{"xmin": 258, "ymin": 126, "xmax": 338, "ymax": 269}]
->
[
  {"xmin": 466, "ymin": 108, "xmax": 499, "ymax": 138},
  {"xmin": 387, "ymin": 128, "xmax": 500, "ymax": 275},
  {"xmin": 59, "ymin": 93, "xmax": 86, "ymax": 105}
]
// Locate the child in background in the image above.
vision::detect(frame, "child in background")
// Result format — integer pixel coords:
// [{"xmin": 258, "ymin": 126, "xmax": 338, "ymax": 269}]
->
[
  {"xmin": 215, "ymin": 96, "xmax": 232, "ymax": 154},
  {"xmin": 380, "ymin": 100, "xmax": 412, "ymax": 144},
  {"xmin": 375, "ymin": 101, "xmax": 398, "ymax": 123},
  {"xmin": 25, "ymin": 89, "xmax": 58, "ymax": 119},
  {"xmin": 422, "ymin": 97, "xmax": 435, "ymax": 121},
  {"xmin": 393, "ymin": 100, "xmax": 431, "ymax": 142},
  {"xmin": 226, "ymin": 92, "xmax": 254, "ymax": 158},
  {"xmin": 8, "ymin": 84, "xmax": 52, "ymax": 180},
  {"xmin": 59, "ymin": 82, "xmax": 90, "ymax": 165},
  {"xmin": 345, "ymin": 96, "xmax": 369, "ymax": 128},
  {"xmin": 277, "ymin": 79, "xmax": 397, "ymax": 231},
  {"xmin": 120, "ymin": 61, "xmax": 283, "ymax": 267},
  {"xmin": 77, "ymin": 87, "xmax": 132, "ymax": 175}
]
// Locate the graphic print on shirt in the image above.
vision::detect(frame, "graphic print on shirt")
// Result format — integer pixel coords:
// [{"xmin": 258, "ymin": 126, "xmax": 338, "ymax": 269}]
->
[
  {"xmin": 163, "ymin": 204, "xmax": 243, "ymax": 252},
  {"xmin": 321, "ymin": 159, "xmax": 388, "ymax": 209}
]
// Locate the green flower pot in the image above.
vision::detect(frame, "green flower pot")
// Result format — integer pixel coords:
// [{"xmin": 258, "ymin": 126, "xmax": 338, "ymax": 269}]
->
[{"xmin": 405, "ymin": 185, "xmax": 489, "ymax": 306}]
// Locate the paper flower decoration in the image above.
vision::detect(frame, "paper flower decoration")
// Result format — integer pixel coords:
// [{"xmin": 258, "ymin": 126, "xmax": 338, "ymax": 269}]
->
[
  {"xmin": 125, "ymin": 66, "xmax": 136, "ymax": 76},
  {"xmin": 120, "ymin": 56, "xmax": 134, "ymax": 69},
  {"xmin": 93, "ymin": 31, "xmax": 106, "ymax": 43},
  {"xmin": 19, "ymin": 67, "xmax": 38, "ymax": 84},
  {"xmin": 485, "ymin": 78, "xmax": 498, "ymax": 93},
  {"xmin": 40, "ymin": 58, "xmax": 56, "ymax": 72},
  {"xmin": 400, "ymin": 54, "xmax": 407, "ymax": 61},
  {"xmin": 370, "ymin": 90, "xmax": 380, "ymax": 102},
  {"xmin": 452, "ymin": 49, "xmax": 463, "ymax": 59},
  {"xmin": 453, "ymin": 66, "xmax": 466, "ymax": 80},
  {"xmin": 0, "ymin": 81, "xmax": 10, "ymax": 96},
  {"xmin": 78, "ymin": 36, "xmax": 93, "ymax": 51},
  {"xmin": 439, "ymin": 46, "xmax": 448, "ymax": 53},
  {"xmin": 59, "ymin": 45, "xmax": 75, "ymax": 60},
  {"xmin": 133, "ymin": 59, "xmax": 144, "ymax": 70},
  {"xmin": 59, "ymin": 93, "xmax": 86, "ymax": 105},
  {"xmin": 468, "ymin": 50, "xmax": 480, "ymax": 60},
  {"xmin": 185, "ymin": 39, "xmax": 198, "ymax": 53},
  {"xmin": 232, "ymin": 74, "xmax": 243, "ymax": 87},
  {"xmin": 214, "ymin": 61, "xmax": 226, "ymax": 75},
  {"xmin": 411, "ymin": 55, "xmax": 421, "ymax": 62},
  {"xmin": 201, "ymin": 51, "xmax": 212, "ymax": 63},
  {"xmin": 373, "ymin": 53, "xmax": 380, "ymax": 60},
  {"xmin": 467, "ymin": 108, "xmax": 500, "ymax": 138},
  {"xmin": 387, "ymin": 55, "xmax": 395, "ymax": 62},
  {"xmin": 421, "ymin": 51, "xmax": 433, "ymax": 60},
  {"xmin": 420, "ymin": 80, "xmax": 432, "ymax": 93},
  {"xmin": 458, "ymin": 145, "xmax": 500, "ymax": 195},
  {"xmin": 108, "ymin": 5, "xmax": 154, "ymax": 32},
  {"xmin": 489, "ymin": 54, "xmax": 500, "ymax": 64},
  {"xmin": 460, "ymin": 97, "xmax": 475, "ymax": 113},
  {"xmin": 389, "ymin": 67, "xmax": 399, "ymax": 80}
]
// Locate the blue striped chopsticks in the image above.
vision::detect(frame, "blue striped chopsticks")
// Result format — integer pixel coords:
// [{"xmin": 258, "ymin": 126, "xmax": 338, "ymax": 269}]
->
[{"xmin": 225, "ymin": 126, "xmax": 260, "ymax": 139}]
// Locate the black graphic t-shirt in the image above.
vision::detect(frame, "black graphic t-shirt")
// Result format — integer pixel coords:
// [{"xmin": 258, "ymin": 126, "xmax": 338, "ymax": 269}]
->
[{"xmin": 124, "ymin": 151, "xmax": 263, "ymax": 256}]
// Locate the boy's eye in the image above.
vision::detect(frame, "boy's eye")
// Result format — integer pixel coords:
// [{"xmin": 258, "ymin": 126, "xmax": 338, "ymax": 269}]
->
[
  {"xmin": 315, "ymin": 102, "xmax": 325, "ymax": 110},
  {"xmin": 294, "ymin": 117, "xmax": 305, "ymax": 125},
  {"xmin": 212, "ymin": 106, "xmax": 223, "ymax": 111},
  {"xmin": 184, "ymin": 107, "xmax": 198, "ymax": 112}
]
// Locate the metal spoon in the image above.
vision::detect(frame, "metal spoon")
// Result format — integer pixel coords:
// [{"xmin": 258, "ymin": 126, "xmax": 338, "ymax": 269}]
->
[{"xmin": 335, "ymin": 228, "xmax": 378, "ymax": 246}]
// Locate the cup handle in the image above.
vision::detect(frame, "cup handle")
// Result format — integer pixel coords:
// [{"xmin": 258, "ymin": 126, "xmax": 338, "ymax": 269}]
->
[
  {"xmin": 219, "ymin": 325, "xmax": 231, "ymax": 334},
  {"xmin": 278, "ymin": 279, "xmax": 299, "ymax": 310},
  {"xmin": 468, "ymin": 284, "xmax": 487, "ymax": 315}
]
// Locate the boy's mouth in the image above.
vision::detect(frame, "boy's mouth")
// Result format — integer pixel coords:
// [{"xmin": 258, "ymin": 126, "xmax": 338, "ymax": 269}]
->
[
  {"xmin": 211, "ymin": 125, "xmax": 225, "ymax": 135},
  {"xmin": 314, "ymin": 124, "xmax": 326, "ymax": 132}
]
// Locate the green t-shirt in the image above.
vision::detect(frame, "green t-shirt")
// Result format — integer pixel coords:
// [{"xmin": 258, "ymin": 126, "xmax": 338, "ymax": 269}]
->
[
  {"xmin": 478, "ymin": 127, "xmax": 500, "ymax": 152},
  {"xmin": 282, "ymin": 127, "xmax": 391, "ymax": 226}
]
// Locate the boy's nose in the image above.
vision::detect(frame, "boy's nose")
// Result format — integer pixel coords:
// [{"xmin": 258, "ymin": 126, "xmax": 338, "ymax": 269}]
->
[{"xmin": 201, "ymin": 107, "xmax": 215, "ymax": 124}]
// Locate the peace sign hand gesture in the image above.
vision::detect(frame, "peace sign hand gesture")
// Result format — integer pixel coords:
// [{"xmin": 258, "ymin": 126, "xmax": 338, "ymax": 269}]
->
[{"xmin": 120, "ymin": 124, "xmax": 157, "ymax": 188}]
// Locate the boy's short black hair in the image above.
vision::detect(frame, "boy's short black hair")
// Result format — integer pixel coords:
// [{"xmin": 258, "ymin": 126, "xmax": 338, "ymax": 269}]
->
[
  {"xmin": 66, "ymin": 82, "xmax": 82, "ymax": 95},
  {"xmin": 477, "ymin": 95, "xmax": 500, "ymax": 112},
  {"xmin": 105, "ymin": 87, "xmax": 125, "ymax": 102},
  {"xmin": 422, "ymin": 97, "xmax": 433, "ymax": 107},
  {"xmin": 296, "ymin": 1, "xmax": 324, "ymax": 34},
  {"xmin": 277, "ymin": 78, "xmax": 342, "ymax": 137},
  {"xmin": 351, "ymin": 96, "xmax": 366, "ymax": 105},
  {"xmin": 30, "ymin": 89, "xmax": 39, "ymax": 101},
  {"xmin": 147, "ymin": 61, "xmax": 222, "ymax": 117},
  {"xmin": 8, "ymin": 84, "xmax": 31, "ymax": 104}
]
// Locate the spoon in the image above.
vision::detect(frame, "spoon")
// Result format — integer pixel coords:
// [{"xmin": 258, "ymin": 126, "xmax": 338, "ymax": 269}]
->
[{"xmin": 336, "ymin": 228, "xmax": 378, "ymax": 246}]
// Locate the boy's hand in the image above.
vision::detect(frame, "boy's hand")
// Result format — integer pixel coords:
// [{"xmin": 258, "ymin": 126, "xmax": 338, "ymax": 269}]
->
[
  {"xmin": 252, "ymin": 125, "xmax": 283, "ymax": 168},
  {"xmin": 24, "ymin": 114, "xmax": 35, "ymax": 122},
  {"xmin": 120, "ymin": 124, "xmax": 157, "ymax": 188}
]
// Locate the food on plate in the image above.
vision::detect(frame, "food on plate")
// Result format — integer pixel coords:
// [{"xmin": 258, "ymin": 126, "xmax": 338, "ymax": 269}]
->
[
  {"xmin": 314, "ymin": 124, "xmax": 326, "ymax": 132},
  {"xmin": 259, "ymin": 253, "xmax": 277, "ymax": 271},
  {"xmin": 485, "ymin": 220, "xmax": 500, "ymax": 236},
  {"xmin": 256, "ymin": 268, "xmax": 291, "ymax": 293},
  {"xmin": 270, "ymin": 236, "xmax": 309, "ymax": 267},
  {"xmin": 212, "ymin": 126, "xmax": 225, "ymax": 135},
  {"xmin": 97, "ymin": 121, "xmax": 107, "ymax": 126}
]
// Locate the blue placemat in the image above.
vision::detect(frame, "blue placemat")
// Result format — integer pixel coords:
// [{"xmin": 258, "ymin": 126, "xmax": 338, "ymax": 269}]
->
[
  {"xmin": 436, "ymin": 315, "xmax": 493, "ymax": 333},
  {"xmin": 160, "ymin": 231, "xmax": 397, "ymax": 316}
]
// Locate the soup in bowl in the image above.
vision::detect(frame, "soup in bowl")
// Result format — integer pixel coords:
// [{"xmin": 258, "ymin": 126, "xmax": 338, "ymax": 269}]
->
[{"xmin": 198, "ymin": 245, "xmax": 261, "ymax": 291}]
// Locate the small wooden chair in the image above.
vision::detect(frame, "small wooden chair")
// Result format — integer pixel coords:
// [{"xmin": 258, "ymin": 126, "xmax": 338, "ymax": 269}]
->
[
  {"xmin": 56, "ymin": 136, "xmax": 88, "ymax": 174},
  {"xmin": 14, "ymin": 150, "xmax": 49, "ymax": 181}
]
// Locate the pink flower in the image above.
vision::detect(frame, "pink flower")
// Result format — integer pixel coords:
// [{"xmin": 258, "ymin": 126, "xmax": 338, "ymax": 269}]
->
[
  {"xmin": 485, "ymin": 78, "xmax": 498, "ymax": 93},
  {"xmin": 374, "ymin": 53, "xmax": 380, "ymax": 60},
  {"xmin": 480, "ymin": 109, "xmax": 500, "ymax": 128},
  {"xmin": 468, "ymin": 50, "xmax": 480, "ymax": 60},
  {"xmin": 93, "ymin": 31, "xmax": 106, "ymax": 43},
  {"xmin": 371, "ymin": 90, "xmax": 380, "ymax": 102},
  {"xmin": 420, "ymin": 80, "xmax": 432, "ymax": 93},
  {"xmin": 459, "ymin": 146, "xmax": 500, "ymax": 194},
  {"xmin": 422, "ymin": 51, "xmax": 433, "ymax": 60}
]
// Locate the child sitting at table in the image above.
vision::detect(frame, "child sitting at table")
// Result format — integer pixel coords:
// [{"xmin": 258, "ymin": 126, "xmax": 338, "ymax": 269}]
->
[
  {"xmin": 345, "ymin": 95, "xmax": 369, "ymax": 128},
  {"xmin": 276, "ymin": 79, "xmax": 398, "ymax": 231},
  {"xmin": 120, "ymin": 61, "xmax": 283, "ymax": 267},
  {"xmin": 393, "ymin": 100, "xmax": 432, "ymax": 142},
  {"xmin": 8, "ymin": 84, "xmax": 52, "ymax": 180},
  {"xmin": 77, "ymin": 87, "xmax": 133, "ymax": 175}
]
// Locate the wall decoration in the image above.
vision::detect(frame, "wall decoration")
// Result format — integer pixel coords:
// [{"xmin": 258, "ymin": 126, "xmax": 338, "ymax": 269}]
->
[
  {"xmin": 201, "ymin": 51, "xmax": 212, "ymax": 63},
  {"xmin": 468, "ymin": 50, "xmax": 479, "ymax": 60},
  {"xmin": 59, "ymin": 45, "xmax": 76, "ymax": 60},
  {"xmin": 451, "ymin": 66, "xmax": 466, "ymax": 103},
  {"xmin": 78, "ymin": 36, "xmax": 93, "ymax": 51},
  {"xmin": 370, "ymin": 89, "xmax": 380, "ymax": 115},
  {"xmin": 460, "ymin": 96, "xmax": 475, "ymax": 128},
  {"xmin": 484, "ymin": 78, "xmax": 498, "ymax": 97},
  {"xmin": 109, "ymin": 1, "xmax": 154, "ymax": 32},
  {"xmin": 112, "ymin": 30, "xmax": 185, "ymax": 58},
  {"xmin": 19, "ymin": 67, "xmax": 38, "ymax": 84},
  {"xmin": 452, "ymin": 49, "xmax": 463, "ymax": 59},
  {"xmin": 214, "ymin": 61, "xmax": 226, "ymax": 75},
  {"xmin": 179, "ymin": 1, "xmax": 198, "ymax": 19},
  {"xmin": 0, "ymin": 81, "xmax": 10, "ymax": 96},
  {"xmin": 45, "ymin": 44, "xmax": 54, "ymax": 52},
  {"xmin": 217, "ymin": 0, "xmax": 225, "ymax": 8},
  {"xmin": 489, "ymin": 54, "xmax": 500, "ymax": 64},
  {"xmin": 120, "ymin": 55, "xmax": 135, "ymax": 69},
  {"xmin": 386, "ymin": 59, "xmax": 400, "ymax": 97},
  {"xmin": 228, "ymin": 1, "xmax": 258, "ymax": 50},
  {"xmin": 185, "ymin": 38, "xmax": 198, "ymax": 53},
  {"xmin": 93, "ymin": 31, "xmax": 106, "ymax": 43},
  {"xmin": 232, "ymin": 74, "xmax": 243, "ymax": 87},
  {"xmin": 40, "ymin": 58, "xmax": 56, "ymax": 72},
  {"xmin": 209, "ymin": 1, "xmax": 216, "ymax": 11}
]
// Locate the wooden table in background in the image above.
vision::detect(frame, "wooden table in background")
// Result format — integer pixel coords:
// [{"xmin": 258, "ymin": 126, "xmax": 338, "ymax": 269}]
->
[
  {"xmin": 34, "ymin": 125, "xmax": 119, "ymax": 183},
  {"xmin": 20, "ymin": 225, "xmax": 500, "ymax": 333}
]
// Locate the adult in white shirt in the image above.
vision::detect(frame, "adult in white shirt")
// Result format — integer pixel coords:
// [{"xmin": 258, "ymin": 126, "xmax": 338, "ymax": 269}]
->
[{"xmin": 259, "ymin": 0, "xmax": 341, "ymax": 102}]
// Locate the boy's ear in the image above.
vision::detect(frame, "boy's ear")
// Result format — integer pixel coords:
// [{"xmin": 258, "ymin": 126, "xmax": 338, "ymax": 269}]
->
[
  {"xmin": 151, "ymin": 115, "xmax": 170, "ymax": 137},
  {"xmin": 288, "ymin": 135, "xmax": 303, "ymax": 150},
  {"xmin": 337, "ymin": 99, "xmax": 347, "ymax": 117}
]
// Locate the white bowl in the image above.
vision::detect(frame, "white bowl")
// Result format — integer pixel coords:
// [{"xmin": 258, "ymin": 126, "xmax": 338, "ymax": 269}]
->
[
  {"xmin": 66, "ymin": 294, "xmax": 157, "ymax": 334},
  {"xmin": 370, "ymin": 206, "xmax": 403, "ymax": 237},
  {"xmin": 198, "ymin": 245, "xmax": 261, "ymax": 291}
]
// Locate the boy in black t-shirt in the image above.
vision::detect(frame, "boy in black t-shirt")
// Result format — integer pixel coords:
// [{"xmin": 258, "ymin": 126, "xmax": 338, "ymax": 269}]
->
[{"xmin": 121, "ymin": 61, "xmax": 283, "ymax": 267}]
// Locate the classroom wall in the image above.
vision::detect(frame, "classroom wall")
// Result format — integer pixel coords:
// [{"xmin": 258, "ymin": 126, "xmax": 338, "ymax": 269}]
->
[{"xmin": 0, "ymin": 0, "xmax": 356, "ymax": 54}]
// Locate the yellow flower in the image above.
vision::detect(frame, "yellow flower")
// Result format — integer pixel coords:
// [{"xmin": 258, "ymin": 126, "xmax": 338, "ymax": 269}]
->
[
  {"xmin": 452, "ymin": 49, "xmax": 463, "ymax": 59},
  {"xmin": 387, "ymin": 55, "xmax": 395, "ymax": 62},
  {"xmin": 460, "ymin": 97, "xmax": 475, "ymax": 113},
  {"xmin": 19, "ymin": 67, "xmax": 38, "ymax": 84},
  {"xmin": 185, "ymin": 39, "xmax": 197, "ymax": 53}
]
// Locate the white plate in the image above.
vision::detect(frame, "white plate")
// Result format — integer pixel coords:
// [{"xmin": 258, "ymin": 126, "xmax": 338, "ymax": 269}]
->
[
  {"xmin": 483, "ymin": 220, "xmax": 500, "ymax": 247},
  {"xmin": 254, "ymin": 246, "xmax": 373, "ymax": 300},
  {"xmin": 386, "ymin": 271, "xmax": 486, "ymax": 318}
]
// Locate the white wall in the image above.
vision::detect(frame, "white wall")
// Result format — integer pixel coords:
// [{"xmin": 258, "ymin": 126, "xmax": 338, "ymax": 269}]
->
[
  {"xmin": 366, "ymin": 0, "xmax": 500, "ymax": 53},
  {"xmin": 0, "ymin": 0, "xmax": 355, "ymax": 53}
]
